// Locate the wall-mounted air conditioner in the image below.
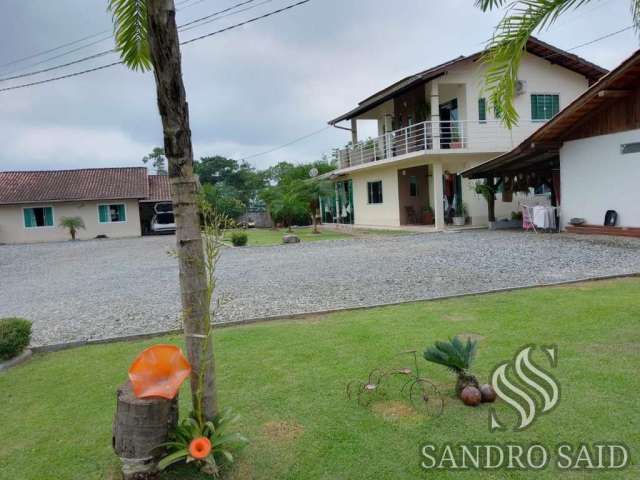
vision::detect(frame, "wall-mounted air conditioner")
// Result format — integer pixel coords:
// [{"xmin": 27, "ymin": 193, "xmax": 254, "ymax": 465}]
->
[{"xmin": 515, "ymin": 80, "xmax": 527, "ymax": 96}]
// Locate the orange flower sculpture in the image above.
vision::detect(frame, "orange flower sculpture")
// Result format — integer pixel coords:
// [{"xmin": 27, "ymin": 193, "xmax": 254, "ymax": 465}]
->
[
  {"xmin": 189, "ymin": 437, "xmax": 212, "ymax": 460},
  {"xmin": 128, "ymin": 344, "xmax": 191, "ymax": 399}
]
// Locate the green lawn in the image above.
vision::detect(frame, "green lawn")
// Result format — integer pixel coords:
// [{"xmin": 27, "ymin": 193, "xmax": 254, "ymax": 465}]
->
[
  {"xmin": 223, "ymin": 226, "xmax": 407, "ymax": 246},
  {"xmin": 1, "ymin": 278, "xmax": 639, "ymax": 479}
]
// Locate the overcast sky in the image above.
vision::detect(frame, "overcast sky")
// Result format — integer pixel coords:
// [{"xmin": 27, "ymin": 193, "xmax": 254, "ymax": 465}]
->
[{"xmin": 0, "ymin": 0, "xmax": 637, "ymax": 172}]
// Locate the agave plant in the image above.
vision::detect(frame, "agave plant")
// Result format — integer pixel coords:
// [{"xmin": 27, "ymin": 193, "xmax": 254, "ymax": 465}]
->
[
  {"xmin": 423, "ymin": 336, "xmax": 479, "ymax": 396},
  {"xmin": 58, "ymin": 216, "xmax": 85, "ymax": 240},
  {"xmin": 158, "ymin": 408, "xmax": 248, "ymax": 477}
]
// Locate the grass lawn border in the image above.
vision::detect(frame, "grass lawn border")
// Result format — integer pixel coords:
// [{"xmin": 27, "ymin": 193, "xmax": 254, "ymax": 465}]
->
[{"xmin": 28, "ymin": 271, "xmax": 640, "ymax": 355}]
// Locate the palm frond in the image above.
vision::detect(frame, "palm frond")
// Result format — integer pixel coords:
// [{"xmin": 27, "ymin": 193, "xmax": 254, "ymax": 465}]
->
[
  {"xmin": 108, "ymin": 0, "xmax": 152, "ymax": 71},
  {"xmin": 480, "ymin": 0, "xmax": 595, "ymax": 128},
  {"xmin": 632, "ymin": 0, "xmax": 640, "ymax": 33},
  {"xmin": 423, "ymin": 336, "xmax": 478, "ymax": 374},
  {"xmin": 475, "ymin": 0, "xmax": 509, "ymax": 11}
]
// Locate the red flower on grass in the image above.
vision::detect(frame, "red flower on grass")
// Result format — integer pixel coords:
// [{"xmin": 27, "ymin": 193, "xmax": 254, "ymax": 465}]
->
[{"xmin": 189, "ymin": 437, "xmax": 212, "ymax": 460}]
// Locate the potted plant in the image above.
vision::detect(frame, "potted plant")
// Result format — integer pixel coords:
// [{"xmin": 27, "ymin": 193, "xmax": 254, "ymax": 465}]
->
[
  {"xmin": 452, "ymin": 202, "xmax": 466, "ymax": 226},
  {"xmin": 422, "ymin": 205, "xmax": 434, "ymax": 225}
]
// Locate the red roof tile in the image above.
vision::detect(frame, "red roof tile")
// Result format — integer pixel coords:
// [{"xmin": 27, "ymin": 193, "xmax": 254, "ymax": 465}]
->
[
  {"xmin": 0, "ymin": 167, "xmax": 149, "ymax": 205},
  {"xmin": 144, "ymin": 175, "xmax": 172, "ymax": 202}
]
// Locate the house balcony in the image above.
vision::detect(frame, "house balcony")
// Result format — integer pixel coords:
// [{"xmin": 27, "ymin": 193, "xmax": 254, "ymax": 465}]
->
[{"xmin": 332, "ymin": 119, "xmax": 541, "ymax": 171}]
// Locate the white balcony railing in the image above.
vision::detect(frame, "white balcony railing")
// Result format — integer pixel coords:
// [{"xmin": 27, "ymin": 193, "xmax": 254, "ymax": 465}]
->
[{"xmin": 333, "ymin": 120, "xmax": 540, "ymax": 170}]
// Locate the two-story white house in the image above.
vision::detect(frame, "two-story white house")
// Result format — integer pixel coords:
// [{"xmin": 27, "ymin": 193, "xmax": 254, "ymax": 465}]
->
[{"xmin": 322, "ymin": 37, "xmax": 606, "ymax": 229}]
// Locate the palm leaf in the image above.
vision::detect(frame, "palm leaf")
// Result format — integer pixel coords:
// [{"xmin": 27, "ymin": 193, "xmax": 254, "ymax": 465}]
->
[
  {"xmin": 108, "ymin": 0, "xmax": 152, "ymax": 71},
  {"xmin": 157, "ymin": 449, "xmax": 189, "ymax": 471},
  {"xmin": 478, "ymin": 0, "xmax": 597, "ymax": 128},
  {"xmin": 423, "ymin": 336, "xmax": 478, "ymax": 374}
]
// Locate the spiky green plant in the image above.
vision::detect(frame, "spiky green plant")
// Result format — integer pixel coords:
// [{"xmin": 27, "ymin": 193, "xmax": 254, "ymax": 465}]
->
[
  {"xmin": 58, "ymin": 216, "xmax": 85, "ymax": 240},
  {"xmin": 424, "ymin": 336, "xmax": 479, "ymax": 395},
  {"xmin": 476, "ymin": 0, "xmax": 640, "ymax": 128},
  {"xmin": 158, "ymin": 408, "xmax": 248, "ymax": 477}
]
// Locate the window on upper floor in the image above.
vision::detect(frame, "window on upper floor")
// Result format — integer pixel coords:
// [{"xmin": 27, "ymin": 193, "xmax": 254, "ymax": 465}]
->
[
  {"xmin": 478, "ymin": 98, "xmax": 487, "ymax": 123},
  {"xmin": 367, "ymin": 181, "xmax": 383, "ymax": 204},
  {"xmin": 98, "ymin": 203, "xmax": 127, "ymax": 223},
  {"xmin": 24, "ymin": 207, "xmax": 54, "ymax": 228},
  {"xmin": 531, "ymin": 94, "xmax": 559, "ymax": 121}
]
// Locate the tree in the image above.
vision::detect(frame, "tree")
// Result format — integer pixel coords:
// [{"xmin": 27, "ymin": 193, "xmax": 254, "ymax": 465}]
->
[
  {"xmin": 262, "ymin": 180, "xmax": 308, "ymax": 232},
  {"xmin": 142, "ymin": 147, "xmax": 168, "ymax": 175},
  {"xmin": 200, "ymin": 183, "xmax": 246, "ymax": 220},
  {"xmin": 298, "ymin": 177, "xmax": 334, "ymax": 234},
  {"xmin": 195, "ymin": 156, "xmax": 265, "ymax": 206},
  {"xmin": 59, "ymin": 216, "xmax": 85, "ymax": 240},
  {"xmin": 476, "ymin": 0, "xmax": 640, "ymax": 128},
  {"xmin": 109, "ymin": 0, "xmax": 217, "ymax": 420},
  {"xmin": 474, "ymin": 179, "xmax": 499, "ymax": 222}
]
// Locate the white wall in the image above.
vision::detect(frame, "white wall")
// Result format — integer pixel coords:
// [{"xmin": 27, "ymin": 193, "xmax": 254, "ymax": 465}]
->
[
  {"xmin": 561, "ymin": 129, "xmax": 640, "ymax": 228},
  {"xmin": 0, "ymin": 199, "xmax": 142, "ymax": 244},
  {"xmin": 351, "ymin": 166, "xmax": 400, "ymax": 227}
]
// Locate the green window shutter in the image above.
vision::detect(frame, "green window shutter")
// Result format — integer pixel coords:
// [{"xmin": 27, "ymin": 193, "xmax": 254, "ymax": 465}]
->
[
  {"xmin": 478, "ymin": 98, "xmax": 486, "ymax": 122},
  {"xmin": 99, "ymin": 205, "xmax": 109, "ymax": 223},
  {"xmin": 531, "ymin": 94, "xmax": 559, "ymax": 121},
  {"xmin": 551, "ymin": 95, "xmax": 559, "ymax": 117},
  {"xmin": 44, "ymin": 207, "xmax": 53, "ymax": 226},
  {"xmin": 24, "ymin": 208, "xmax": 35, "ymax": 228},
  {"xmin": 118, "ymin": 204, "xmax": 126, "ymax": 222}
]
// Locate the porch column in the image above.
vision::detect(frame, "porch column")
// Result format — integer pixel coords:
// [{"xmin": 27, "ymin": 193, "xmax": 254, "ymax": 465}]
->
[
  {"xmin": 350, "ymin": 118, "xmax": 358, "ymax": 145},
  {"xmin": 432, "ymin": 161, "xmax": 445, "ymax": 230},
  {"xmin": 430, "ymin": 80, "xmax": 440, "ymax": 152}
]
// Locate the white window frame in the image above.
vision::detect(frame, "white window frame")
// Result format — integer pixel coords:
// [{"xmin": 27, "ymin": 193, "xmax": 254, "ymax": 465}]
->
[
  {"xmin": 22, "ymin": 205, "xmax": 56, "ymax": 229},
  {"xmin": 97, "ymin": 202, "xmax": 128, "ymax": 224},
  {"xmin": 367, "ymin": 180, "xmax": 384, "ymax": 205},
  {"xmin": 530, "ymin": 92, "xmax": 561, "ymax": 123}
]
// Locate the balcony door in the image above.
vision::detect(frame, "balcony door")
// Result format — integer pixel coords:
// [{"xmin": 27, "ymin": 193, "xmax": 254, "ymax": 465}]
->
[{"xmin": 439, "ymin": 99, "xmax": 460, "ymax": 149}]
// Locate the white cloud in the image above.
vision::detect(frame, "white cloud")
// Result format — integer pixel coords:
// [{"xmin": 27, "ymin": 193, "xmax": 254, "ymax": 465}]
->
[
  {"xmin": 0, "ymin": 0, "xmax": 637, "ymax": 172},
  {"xmin": 2, "ymin": 125, "xmax": 150, "ymax": 170}
]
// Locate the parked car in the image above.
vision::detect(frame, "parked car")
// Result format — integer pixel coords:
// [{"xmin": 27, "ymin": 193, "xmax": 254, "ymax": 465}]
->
[{"xmin": 151, "ymin": 212, "xmax": 176, "ymax": 233}]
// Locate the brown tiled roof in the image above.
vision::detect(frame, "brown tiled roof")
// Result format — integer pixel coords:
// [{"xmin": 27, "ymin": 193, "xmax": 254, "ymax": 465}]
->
[
  {"xmin": 0, "ymin": 167, "xmax": 149, "ymax": 205},
  {"xmin": 143, "ymin": 174, "xmax": 172, "ymax": 202}
]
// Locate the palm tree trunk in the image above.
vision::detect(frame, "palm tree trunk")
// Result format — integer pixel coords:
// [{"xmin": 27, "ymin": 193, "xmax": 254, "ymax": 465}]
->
[{"xmin": 146, "ymin": 0, "xmax": 218, "ymax": 420}]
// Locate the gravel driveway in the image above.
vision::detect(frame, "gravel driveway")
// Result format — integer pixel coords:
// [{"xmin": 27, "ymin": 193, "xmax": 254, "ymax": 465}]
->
[{"xmin": 2, "ymin": 230, "xmax": 640, "ymax": 346}]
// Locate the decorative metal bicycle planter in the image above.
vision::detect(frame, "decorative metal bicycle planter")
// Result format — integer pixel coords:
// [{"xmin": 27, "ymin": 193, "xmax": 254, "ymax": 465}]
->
[{"xmin": 346, "ymin": 350, "xmax": 444, "ymax": 418}]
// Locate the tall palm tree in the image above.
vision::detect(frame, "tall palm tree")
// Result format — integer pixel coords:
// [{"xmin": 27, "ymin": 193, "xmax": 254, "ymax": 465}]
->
[
  {"xmin": 476, "ymin": 0, "xmax": 640, "ymax": 128},
  {"xmin": 108, "ymin": 0, "xmax": 217, "ymax": 420}
]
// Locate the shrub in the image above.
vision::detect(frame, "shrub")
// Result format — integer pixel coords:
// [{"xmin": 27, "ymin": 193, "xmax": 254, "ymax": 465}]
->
[
  {"xmin": 0, "ymin": 318, "xmax": 32, "ymax": 361},
  {"xmin": 231, "ymin": 231, "xmax": 248, "ymax": 247}
]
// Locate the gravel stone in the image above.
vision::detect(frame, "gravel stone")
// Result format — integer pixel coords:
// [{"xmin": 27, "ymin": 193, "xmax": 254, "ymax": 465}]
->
[{"xmin": 1, "ymin": 230, "xmax": 639, "ymax": 346}]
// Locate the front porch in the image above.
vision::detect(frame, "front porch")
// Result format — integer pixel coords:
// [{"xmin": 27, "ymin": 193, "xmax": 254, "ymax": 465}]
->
[{"xmin": 321, "ymin": 155, "xmax": 481, "ymax": 232}]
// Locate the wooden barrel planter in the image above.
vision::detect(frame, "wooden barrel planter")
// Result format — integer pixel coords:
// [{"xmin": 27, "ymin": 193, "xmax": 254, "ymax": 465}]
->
[{"xmin": 113, "ymin": 381, "xmax": 178, "ymax": 480}]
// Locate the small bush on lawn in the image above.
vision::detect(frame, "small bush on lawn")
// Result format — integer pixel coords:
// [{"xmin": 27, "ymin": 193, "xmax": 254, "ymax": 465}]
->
[
  {"xmin": 0, "ymin": 318, "xmax": 32, "ymax": 361},
  {"xmin": 231, "ymin": 231, "xmax": 248, "ymax": 247}
]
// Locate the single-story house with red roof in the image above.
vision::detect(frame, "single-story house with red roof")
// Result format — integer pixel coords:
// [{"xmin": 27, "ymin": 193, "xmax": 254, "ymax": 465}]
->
[
  {"xmin": 0, "ymin": 167, "xmax": 171, "ymax": 244},
  {"xmin": 462, "ymin": 49, "xmax": 640, "ymax": 237}
]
